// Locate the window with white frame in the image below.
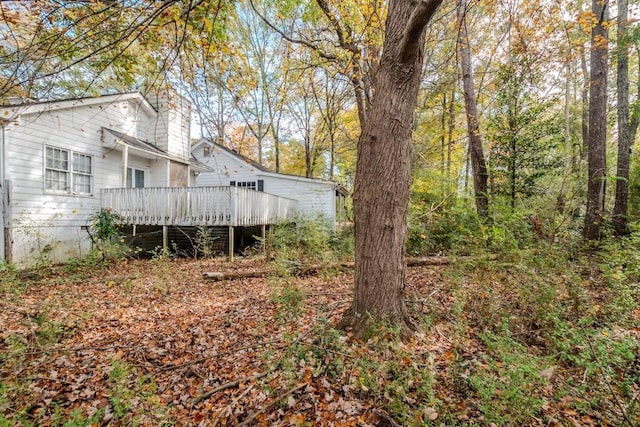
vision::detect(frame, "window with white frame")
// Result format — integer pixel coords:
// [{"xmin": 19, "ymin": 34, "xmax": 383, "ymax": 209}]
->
[
  {"xmin": 45, "ymin": 146, "xmax": 93, "ymax": 195},
  {"xmin": 126, "ymin": 167, "xmax": 145, "ymax": 188},
  {"xmin": 230, "ymin": 180, "xmax": 264, "ymax": 191}
]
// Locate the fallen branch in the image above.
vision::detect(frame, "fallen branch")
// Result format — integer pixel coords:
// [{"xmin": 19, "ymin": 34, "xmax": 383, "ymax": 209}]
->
[
  {"xmin": 203, "ymin": 256, "xmax": 481, "ymax": 281},
  {"xmin": 212, "ymin": 384, "xmax": 255, "ymax": 427},
  {"xmin": 372, "ymin": 408, "xmax": 403, "ymax": 427},
  {"xmin": 193, "ymin": 372, "xmax": 267, "ymax": 406},
  {"xmin": 237, "ymin": 383, "xmax": 306, "ymax": 427}
]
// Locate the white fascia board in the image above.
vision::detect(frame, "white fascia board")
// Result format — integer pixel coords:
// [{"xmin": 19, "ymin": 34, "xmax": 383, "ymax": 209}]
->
[
  {"xmin": 255, "ymin": 171, "xmax": 337, "ymax": 188},
  {"xmin": 0, "ymin": 92, "xmax": 155, "ymax": 121}
]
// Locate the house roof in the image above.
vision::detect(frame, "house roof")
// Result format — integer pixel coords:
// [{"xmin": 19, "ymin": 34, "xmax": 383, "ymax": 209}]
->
[
  {"xmin": 193, "ymin": 138, "xmax": 349, "ymax": 194},
  {"xmin": 104, "ymin": 128, "xmax": 211, "ymax": 172},
  {"xmin": 104, "ymin": 128, "xmax": 165, "ymax": 154},
  {"xmin": 0, "ymin": 92, "xmax": 156, "ymax": 119},
  {"xmin": 193, "ymin": 138, "xmax": 270, "ymax": 172}
]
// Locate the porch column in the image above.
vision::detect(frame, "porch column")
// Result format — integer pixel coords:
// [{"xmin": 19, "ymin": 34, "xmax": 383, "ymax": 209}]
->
[
  {"xmin": 229, "ymin": 226, "xmax": 235, "ymax": 261},
  {"xmin": 121, "ymin": 145, "xmax": 128, "ymax": 187},
  {"xmin": 228, "ymin": 226, "xmax": 234, "ymax": 261},
  {"xmin": 163, "ymin": 225, "xmax": 168, "ymax": 255}
]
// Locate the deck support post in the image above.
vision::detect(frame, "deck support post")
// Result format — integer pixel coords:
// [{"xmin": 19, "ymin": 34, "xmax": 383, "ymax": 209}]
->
[
  {"xmin": 228, "ymin": 226, "xmax": 234, "ymax": 261},
  {"xmin": 162, "ymin": 226, "xmax": 168, "ymax": 255},
  {"xmin": 261, "ymin": 225, "xmax": 266, "ymax": 253}
]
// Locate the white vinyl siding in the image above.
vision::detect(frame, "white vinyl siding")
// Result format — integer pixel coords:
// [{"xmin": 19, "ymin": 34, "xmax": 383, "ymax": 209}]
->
[
  {"xmin": 194, "ymin": 143, "xmax": 337, "ymax": 225},
  {"xmin": 45, "ymin": 146, "xmax": 92, "ymax": 195},
  {"xmin": 2, "ymin": 94, "xmax": 160, "ymax": 267}
]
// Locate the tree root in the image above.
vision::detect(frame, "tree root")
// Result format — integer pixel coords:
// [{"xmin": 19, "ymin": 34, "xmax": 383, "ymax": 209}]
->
[{"xmin": 336, "ymin": 306, "xmax": 417, "ymax": 341}]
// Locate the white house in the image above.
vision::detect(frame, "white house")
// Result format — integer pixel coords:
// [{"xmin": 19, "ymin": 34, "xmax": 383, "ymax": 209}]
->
[
  {"xmin": 0, "ymin": 91, "xmax": 209, "ymax": 267},
  {"xmin": 191, "ymin": 140, "xmax": 349, "ymax": 228}
]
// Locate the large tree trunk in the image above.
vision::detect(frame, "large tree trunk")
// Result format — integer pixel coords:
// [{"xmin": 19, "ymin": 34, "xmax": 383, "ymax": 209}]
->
[
  {"xmin": 614, "ymin": 0, "xmax": 631, "ymax": 236},
  {"xmin": 458, "ymin": 2, "xmax": 489, "ymax": 219},
  {"xmin": 337, "ymin": 0, "xmax": 443, "ymax": 339},
  {"xmin": 584, "ymin": 0, "xmax": 609, "ymax": 241}
]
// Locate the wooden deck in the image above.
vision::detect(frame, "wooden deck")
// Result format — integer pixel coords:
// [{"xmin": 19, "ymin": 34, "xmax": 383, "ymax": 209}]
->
[{"xmin": 101, "ymin": 186, "xmax": 298, "ymax": 227}]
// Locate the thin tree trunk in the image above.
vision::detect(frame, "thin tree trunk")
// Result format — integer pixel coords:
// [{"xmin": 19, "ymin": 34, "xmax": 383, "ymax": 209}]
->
[
  {"xmin": 441, "ymin": 92, "xmax": 447, "ymax": 174},
  {"xmin": 510, "ymin": 136, "xmax": 516, "ymax": 211},
  {"xmin": 564, "ymin": 62, "xmax": 574, "ymax": 171},
  {"xmin": 447, "ymin": 86, "xmax": 456, "ymax": 183},
  {"xmin": 337, "ymin": 0, "xmax": 443, "ymax": 339},
  {"xmin": 614, "ymin": 0, "xmax": 631, "ymax": 236},
  {"xmin": 584, "ymin": 0, "xmax": 609, "ymax": 241},
  {"xmin": 581, "ymin": 48, "xmax": 590, "ymax": 161},
  {"xmin": 458, "ymin": 3, "xmax": 489, "ymax": 219}
]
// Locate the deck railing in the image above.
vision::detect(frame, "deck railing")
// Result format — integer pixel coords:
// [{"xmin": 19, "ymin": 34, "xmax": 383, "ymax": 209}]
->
[{"xmin": 101, "ymin": 186, "xmax": 298, "ymax": 227}]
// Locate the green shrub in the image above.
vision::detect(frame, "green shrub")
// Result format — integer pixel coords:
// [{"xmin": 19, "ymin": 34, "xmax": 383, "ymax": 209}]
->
[
  {"xmin": 265, "ymin": 216, "xmax": 335, "ymax": 265},
  {"xmin": 91, "ymin": 208, "xmax": 122, "ymax": 242},
  {"xmin": 470, "ymin": 326, "xmax": 552, "ymax": 425},
  {"xmin": 407, "ymin": 202, "xmax": 483, "ymax": 256},
  {"xmin": 89, "ymin": 208, "xmax": 128, "ymax": 260}
]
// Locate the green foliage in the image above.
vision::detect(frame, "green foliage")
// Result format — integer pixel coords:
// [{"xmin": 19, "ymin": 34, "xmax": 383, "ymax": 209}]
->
[
  {"xmin": 271, "ymin": 280, "xmax": 306, "ymax": 322},
  {"xmin": 195, "ymin": 226, "xmax": 218, "ymax": 258},
  {"xmin": 297, "ymin": 322, "xmax": 437, "ymax": 426},
  {"xmin": 407, "ymin": 201, "xmax": 483, "ymax": 255},
  {"xmin": 265, "ymin": 216, "xmax": 351, "ymax": 266},
  {"xmin": 91, "ymin": 208, "xmax": 122, "ymax": 242},
  {"xmin": 444, "ymin": 238, "xmax": 640, "ymax": 424},
  {"xmin": 470, "ymin": 326, "xmax": 552, "ymax": 425},
  {"xmin": 102, "ymin": 360, "xmax": 169, "ymax": 425},
  {"xmin": 89, "ymin": 208, "xmax": 128, "ymax": 260},
  {"xmin": 629, "ymin": 155, "xmax": 640, "ymax": 220},
  {"xmin": 596, "ymin": 232, "xmax": 640, "ymax": 325},
  {"xmin": 486, "ymin": 60, "xmax": 564, "ymax": 209}
]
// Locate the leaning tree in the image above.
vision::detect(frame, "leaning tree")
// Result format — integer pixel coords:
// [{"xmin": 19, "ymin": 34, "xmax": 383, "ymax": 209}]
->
[{"xmin": 337, "ymin": 0, "xmax": 444, "ymax": 338}]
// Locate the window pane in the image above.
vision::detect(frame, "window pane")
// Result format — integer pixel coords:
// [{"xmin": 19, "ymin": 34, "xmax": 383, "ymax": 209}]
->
[
  {"xmin": 237, "ymin": 181, "xmax": 256, "ymax": 190},
  {"xmin": 73, "ymin": 153, "xmax": 91, "ymax": 174},
  {"xmin": 45, "ymin": 169, "xmax": 69, "ymax": 191},
  {"xmin": 134, "ymin": 170, "xmax": 145, "ymax": 188},
  {"xmin": 126, "ymin": 168, "xmax": 132, "ymax": 188},
  {"xmin": 73, "ymin": 173, "xmax": 91, "ymax": 193},
  {"xmin": 55, "ymin": 149, "xmax": 68, "ymax": 170},
  {"xmin": 46, "ymin": 146, "xmax": 69, "ymax": 171},
  {"xmin": 46, "ymin": 147, "xmax": 54, "ymax": 168}
]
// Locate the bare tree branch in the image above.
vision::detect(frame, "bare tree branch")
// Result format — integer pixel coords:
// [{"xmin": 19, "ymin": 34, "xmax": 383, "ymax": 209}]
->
[{"xmin": 247, "ymin": 0, "xmax": 338, "ymax": 61}]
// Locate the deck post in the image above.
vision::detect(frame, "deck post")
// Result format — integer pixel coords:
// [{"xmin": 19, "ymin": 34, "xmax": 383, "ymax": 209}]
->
[
  {"xmin": 228, "ymin": 226, "xmax": 234, "ymax": 261},
  {"xmin": 261, "ymin": 225, "xmax": 266, "ymax": 253},
  {"xmin": 162, "ymin": 225, "xmax": 168, "ymax": 255}
]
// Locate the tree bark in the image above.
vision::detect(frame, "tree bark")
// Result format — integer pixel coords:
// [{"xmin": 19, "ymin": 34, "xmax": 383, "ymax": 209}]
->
[
  {"xmin": 458, "ymin": 2, "xmax": 489, "ymax": 219},
  {"xmin": 614, "ymin": 0, "xmax": 631, "ymax": 236},
  {"xmin": 581, "ymin": 47, "xmax": 590, "ymax": 161},
  {"xmin": 337, "ymin": 0, "xmax": 443, "ymax": 339},
  {"xmin": 447, "ymin": 86, "xmax": 456, "ymax": 184},
  {"xmin": 584, "ymin": 0, "xmax": 609, "ymax": 241}
]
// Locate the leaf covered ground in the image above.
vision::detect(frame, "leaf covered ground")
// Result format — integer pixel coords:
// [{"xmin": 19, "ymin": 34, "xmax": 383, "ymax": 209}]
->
[{"xmin": 1, "ymin": 251, "xmax": 639, "ymax": 426}]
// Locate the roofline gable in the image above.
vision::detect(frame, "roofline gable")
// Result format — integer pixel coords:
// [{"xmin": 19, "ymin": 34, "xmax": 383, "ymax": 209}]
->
[
  {"xmin": 192, "ymin": 139, "xmax": 348, "ymax": 193},
  {"xmin": 192, "ymin": 139, "xmax": 270, "ymax": 172},
  {"xmin": 0, "ymin": 92, "xmax": 156, "ymax": 119}
]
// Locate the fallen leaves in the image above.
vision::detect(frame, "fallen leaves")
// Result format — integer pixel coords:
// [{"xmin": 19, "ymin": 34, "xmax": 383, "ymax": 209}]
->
[{"xmin": 1, "ymin": 256, "xmax": 638, "ymax": 426}]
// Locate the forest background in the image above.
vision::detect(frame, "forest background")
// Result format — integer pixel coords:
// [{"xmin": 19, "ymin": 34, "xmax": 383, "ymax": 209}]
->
[{"xmin": 1, "ymin": 0, "xmax": 640, "ymax": 425}]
